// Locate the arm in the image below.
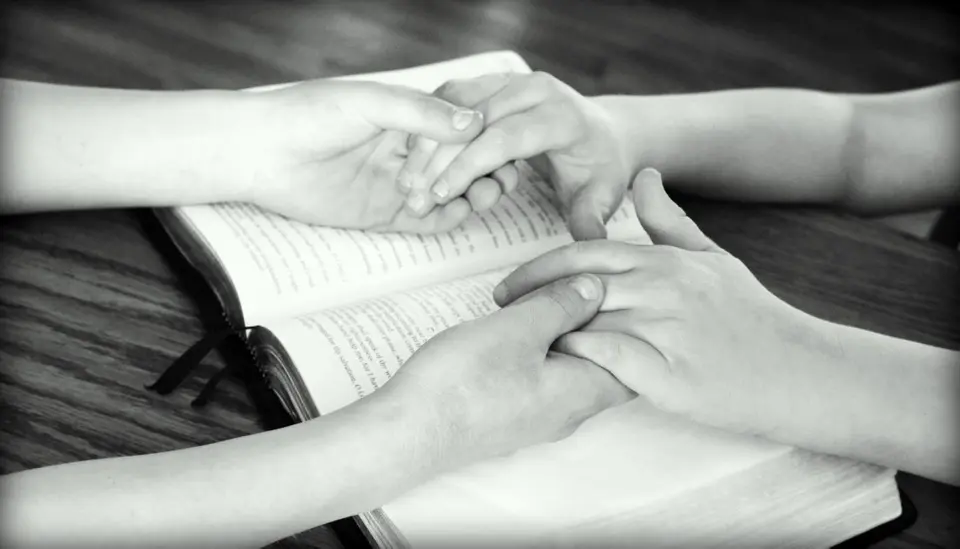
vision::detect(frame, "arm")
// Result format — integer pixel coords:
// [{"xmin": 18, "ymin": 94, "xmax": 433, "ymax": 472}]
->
[
  {"xmin": 0, "ymin": 78, "xmax": 483, "ymax": 232},
  {"xmin": 0, "ymin": 394, "xmax": 447, "ymax": 549},
  {"xmin": 782, "ymin": 312, "xmax": 960, "ymax": 485},
  {"xmin": 1, "ymin": 274, "xmax": 628, "ymax": 548},
  {"xmin": 0, "ymin": 79, "xmax": 256, "ymax": 213},
  {"xmin": 495, "ymin": 169, "xmax": 960, "ymax": 486},
  {"xmin": 595, "ymin": 82, "xmax": 960, "ymax": 214}
]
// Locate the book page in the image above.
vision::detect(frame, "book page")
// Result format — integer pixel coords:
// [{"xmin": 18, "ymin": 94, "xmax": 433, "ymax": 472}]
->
[
  {"xmin": 382, "ymin": 399, "xmax": 792, "ymax": 548},
  {"xmin": 262, "ymin": 269, "xmax": 506, "ymax": 413},
  {"xmin": 261, "ymin": 272, "xmax": 796, "ymax": 547},
  {"xmin": 175, "ymin": 172, "xmax": 646, "ymax": 325},
  {"xmin": 246, "ymin": 50, "xmax": 531, "ymax": 93}
]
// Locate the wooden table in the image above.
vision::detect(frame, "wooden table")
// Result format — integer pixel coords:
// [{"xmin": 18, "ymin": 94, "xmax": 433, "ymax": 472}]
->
[{"xmin": 2, "ymin": 2, "xmax": 958, "ymax": 547}]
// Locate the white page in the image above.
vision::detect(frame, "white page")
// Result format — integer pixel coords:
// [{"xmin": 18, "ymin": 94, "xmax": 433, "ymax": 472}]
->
[
  {"xmin": 261, "ymin": 271, "xmax": 794, "ymax": 547},
  {"xmin": 175, "ymin": 171, "xmax": 646, "ymax": 325},
  {"xmin": 262, "ymin": 269, "xmax": 506, "ymax": 412},
  {"xmin": 248, "ymin": 50, "xmax": 530, "ymax": 93},
  {"xmin": 382, "ymin": 400, "xmax": 790, "ymax": 548}
]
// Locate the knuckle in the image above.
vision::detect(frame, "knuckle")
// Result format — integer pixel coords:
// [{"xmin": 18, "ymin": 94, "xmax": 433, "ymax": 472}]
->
[
  {"xmin": 655, "ymin": 245, "xmax": 687, "ymax": 272},
  {"xmin": 607, "ymin": 338, "xmax": 626, "ymax": 365},
  {"xmin": 643, "ymin": 213, "xmax": 682, "ymax": 238},
  {"xmin": 529, "ymin": 71, "xmax": 559, "ymax": 91},
  {"xmin": 586, "ymin": 335, "xmax": 623, "ymax": 369},
  {"xmin": 567, "ymin": 240, "xmax": 594, "ymax": 259},
  {"xmin": 433, "ymin": 79, "xmax": 463, "ymax": 102},
  {"xmin": 480, "ymin": 125, "xmax": 511, "ymax": 156},
  {"xmin": 513, "ymin": 308, "xmax": 542, "ymax": 342},
  {"xmin": 542, "ymin": 285, "xmax": 579, "ymax": 320},
  {"xmin": 657, "ymin": 285, "xmax": 685, "ymax": 311}
]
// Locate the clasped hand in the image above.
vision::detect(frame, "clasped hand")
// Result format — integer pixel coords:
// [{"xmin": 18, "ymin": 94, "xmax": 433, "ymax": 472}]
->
[
  {"xmin": 396, "ymin": 71, "xmax": 631, "ymax": 240},
  {"xmin": 496, "ymin": 170, "xmax": 836, "ymax": 440},
  {"xmin": 243, "ymin": 79, "xmax": 485, "ymax": 233}
]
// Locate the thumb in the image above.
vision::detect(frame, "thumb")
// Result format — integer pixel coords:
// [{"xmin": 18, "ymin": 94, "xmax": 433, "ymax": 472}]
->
[
  {"xmin": 500, "ymin": 273, "xmax": 605, "ymax": 349},
  {"xmin": 566, "ymin": 182, "xmax": 625, "ymax": 241},
  {"xmin": 632, "ymin": 168, "xmax": 726, "ymax": 254},
  {"xmin": 354, "ymin": 83, "xmax": 485, "ymax": 143}
]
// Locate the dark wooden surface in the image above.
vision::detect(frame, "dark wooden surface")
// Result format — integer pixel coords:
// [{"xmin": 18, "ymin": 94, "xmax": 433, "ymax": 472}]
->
[{"xmin": 1, "ymin": 1, "xmax": 958, "ymax": 547}]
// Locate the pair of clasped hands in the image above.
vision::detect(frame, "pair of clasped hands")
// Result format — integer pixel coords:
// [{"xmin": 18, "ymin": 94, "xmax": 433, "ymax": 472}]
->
[{"xmin": 254, "ymin": 72, "xmax": 813, "ymax": 462}]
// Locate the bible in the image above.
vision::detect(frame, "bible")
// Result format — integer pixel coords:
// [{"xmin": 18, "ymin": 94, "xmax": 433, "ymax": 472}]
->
[{"xmin": 150, "ymin": 51, "xmax": 905, "ymax": 548}]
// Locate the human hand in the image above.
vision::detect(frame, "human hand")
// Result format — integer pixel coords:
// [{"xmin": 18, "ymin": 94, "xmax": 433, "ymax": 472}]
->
[
  {"xmin": 492, "ymin": 169, "xmax": 834, "ymax": 438},
  {"xmin": 239, "ymin": 79, "xmax": 485, "ymax": 233},
  {"xmin": 375, "ymin": 273, "xmax": 634, "ymax": 466},
  {"xmin": 396, "ymin": 72, "xmax": 631, "ymax": 240}
]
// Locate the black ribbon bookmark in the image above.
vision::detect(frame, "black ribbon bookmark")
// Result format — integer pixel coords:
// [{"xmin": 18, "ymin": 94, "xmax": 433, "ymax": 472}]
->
[
  {"xmin": 191, "ymin": 362, "xmax": 238, "ymax": 408},
  {"xmin": 146, "ymin": 328, "xmax": 238, "ymax": 395}
]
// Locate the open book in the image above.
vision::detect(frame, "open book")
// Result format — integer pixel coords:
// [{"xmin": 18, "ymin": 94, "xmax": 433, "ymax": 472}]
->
[{"xmin": 154, "ymin": 51, "xmax": 903, "ymax": 548}]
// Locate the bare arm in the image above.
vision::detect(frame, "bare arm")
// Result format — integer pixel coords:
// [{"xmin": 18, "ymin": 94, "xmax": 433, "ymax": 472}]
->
[
  {"xmin": 0, "ymin": 77, "xmax": 485, "ymax": 232},
  {"xmin": 787, "ymin": 315, "xmax": 960, "ymax": 486},
  {"xmin": 0, "ymin": 273, "xmax": 626, "ymax": 548},
  {"xmin": 595, "ymin": 82, "xmax": 960, "ymax": 214},
  {"xmin": 0, "ymin": 394, "xmax": 445, "ymax": 549},
  {"xmin": 0, "ymin": 79, "xmax": 255, "ymax": 213}
]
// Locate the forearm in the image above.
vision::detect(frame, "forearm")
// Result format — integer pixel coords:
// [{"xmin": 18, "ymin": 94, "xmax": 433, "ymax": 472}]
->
[
  {"xmin": 0, "ymin": 79, "xmax": 263, "ymax": 214},
  {"xmin": 595, "ymin": 83, "xmax": 959, "ymax": 214},
  {"xmin": 772, "ymin": 313, "xmax": 960, "ymax": 486},
  {"xmin": 594, "ymin": 89, "xmax": 854, "ymax": 205},
  {"xmin": 0, "ymin": 392, "xmax": 448, "ymax": 548}
]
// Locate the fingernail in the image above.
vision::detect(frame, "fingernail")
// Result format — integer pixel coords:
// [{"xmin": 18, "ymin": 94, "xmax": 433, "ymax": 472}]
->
[
  {"xmin": 407, "ymin": 193, "xmax": 426, "ymax": 214},
  {"xmin": 397, "ymin": 171, "xmax": 412, "ymax": 192},
  {"xmin": 452, "ymin": 108, "xmax": 478, "ymax": 131},
  {"xmin": 493, "ymin": 283, "xmax": 507, "ymax": 303},
  {"xmin": 570, "ymin": 275, "xmax": 599, "ymax": 300},
  {"xmin": 640, "ymin": 167, "xmax": 662, "ymax": 182},
  {"xmin": 432, "ymin": 179, "xmax": 450, "ymax": 200}
]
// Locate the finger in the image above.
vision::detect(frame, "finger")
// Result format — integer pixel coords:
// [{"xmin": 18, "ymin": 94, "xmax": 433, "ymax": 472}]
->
[
  {"xmin": 565, "ymin": 181, "xmax": 626, "ymax": 241},
  {"xmin": 356, "ymin": 83, "xmax": 484, "ymax": 143},
  {"xmin": 491, "ymin": 163, "xmax": 520, "ymax": 196},
  {"xmin": 553, "ymin": 331, "xmax": 668, "ymax": 397},
  {"xmin": 470, "ymin": 72, "xmax": 555, "ymax": 125},
  {"xmin": 493, "ymin": 240, "xmax": 641, "ymax": 306},
  {"xmin": 432, "ymin": 73, "xmax": 515, "ymax": 109},
  {"xmin": 632, "ymin": 168, "xmax": 727, "ymax": 254},
  {"xmin": 412, "ymin": 154, "xmax": 511, "ymax": 217},
  {"xmin": 403, "ymin": 139, "xmax": 472, "ymax": 217},
  {"xmin": 465, "ymin": 177, "xmax": 503, "ymax": 212},
  {"xmin": 499, "ymin": 273, "xmax": 605, "ymax": 349},
  {"xmin": 397, "ymin": 137, "xmax": 439, "ymax": 193},
  {"xmin": 541, "ymin": 353, "xmax": 636, "ymax": 438},
  {"xmin": 418, "ymin": 140, "xmax": 468, "ymax": 196},
  {"xmin": 431, "ymin": 107, "xmax": 575, "ymax": 204},
  {"xmin": 374, "ymin": 197, "xmax": 473, "ymax": 234},
  {"xmin": 403, "ymin": 190, "xmax": 436, "ymax": 218},
  {"xmin": 579, "ymin": 309, "xmax": 669, "ymax": 334},
  {"xmin": 397, "ymin": 73, "xmax": 514, "ymax": 193}
]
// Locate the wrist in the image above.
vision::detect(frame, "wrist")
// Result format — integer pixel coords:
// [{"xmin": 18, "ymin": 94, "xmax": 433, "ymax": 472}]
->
[
  {"xmin": 362, "ymin": 385, "xmax": 461, "ymax": 478},
  {"xmin": 750, "ymin": 306, "xmax": 899, "ymax": 457},
  {"xmin": 592, "ymin": 94, "xmax": 720, "ymax": 189},
  {"xmin": 189, "ymin": 89, "xmax": 274, "ymax": 206},
  {"xmin": 591, "ymin": 96, "xmax": 643, "ymax": 182},
  {"xmin": 591, "ymin": 95, "xmax": 677, "ymax": 183}
]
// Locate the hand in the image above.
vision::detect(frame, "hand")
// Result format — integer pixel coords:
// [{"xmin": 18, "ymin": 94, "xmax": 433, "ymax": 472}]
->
[
  {"xmin": 492, "ymin": 169, "xmax": 833, "ymax": 438},
  {"xmin": 397, "ymin": 72, "xmax": 631, "ymax": 240},
  {"xmin": 376, "ymin": 273, "xmax": 634, "ymax": 465},
  {"xmin": 240, "ymin": 79, "xmax": 485, "ymax": 233}
]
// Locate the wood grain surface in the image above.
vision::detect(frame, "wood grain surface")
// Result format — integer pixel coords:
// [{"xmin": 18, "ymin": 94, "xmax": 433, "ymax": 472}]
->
[{"xmin": 1, "ymin": 1, "xmax": 958, "ymax": 548}]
